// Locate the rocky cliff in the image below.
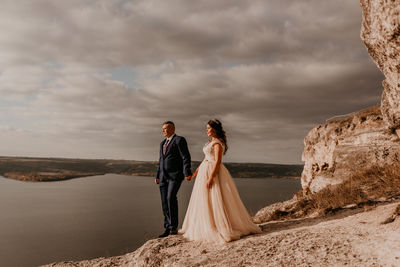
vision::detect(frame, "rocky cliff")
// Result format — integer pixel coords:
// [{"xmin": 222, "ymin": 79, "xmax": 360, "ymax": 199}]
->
[
  {"xmin": 360, "ymin": 0, "xmax": 400, "ymax": 130},
  {"xmin": 301, "ymin": 106, "xmax": 400, "ymax": 192},
  {"xmin": 301, "ymin": 0, "xmax": 400, "ymax": 193}
]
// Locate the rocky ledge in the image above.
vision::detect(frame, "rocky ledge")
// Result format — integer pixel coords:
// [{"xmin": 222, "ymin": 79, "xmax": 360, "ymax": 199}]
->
[
  {"xmin": 43, "ymin": 201, "xmax": 400, "ymax": 267},
  {"xmin": 301, "ymin": 106, "xmax": 400, "ymax": 193}
]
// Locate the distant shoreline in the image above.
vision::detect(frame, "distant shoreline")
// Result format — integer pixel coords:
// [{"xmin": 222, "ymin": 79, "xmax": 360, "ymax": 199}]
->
[
  {"xmin": 0, "ymin": 172, "xmax": 301, "ymax": 182},
  {"xmin": 0, "ymin": 156, "xmax": 303, "ymax": 182},
  {"xmin": 1, "ymin": 172, "xmax": 104, "ymax": 182}
]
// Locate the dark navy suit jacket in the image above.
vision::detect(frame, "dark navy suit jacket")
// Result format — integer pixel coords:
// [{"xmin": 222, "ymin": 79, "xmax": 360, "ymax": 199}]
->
[{"xmin": 156, "ymin": 135, "xmax": 192, "ymax": 184}]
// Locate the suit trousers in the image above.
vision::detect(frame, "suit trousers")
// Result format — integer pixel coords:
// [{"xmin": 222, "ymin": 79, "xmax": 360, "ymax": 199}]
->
[{"xmin": 159, "ymin": 178, "xmax": 183, "ymax": 230}]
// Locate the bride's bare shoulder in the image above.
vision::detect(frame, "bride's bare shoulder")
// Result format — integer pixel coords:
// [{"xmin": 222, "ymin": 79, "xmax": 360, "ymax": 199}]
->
[{"xmin": 211, "ymin": 139, "xmax": 224, "ymax": 148}]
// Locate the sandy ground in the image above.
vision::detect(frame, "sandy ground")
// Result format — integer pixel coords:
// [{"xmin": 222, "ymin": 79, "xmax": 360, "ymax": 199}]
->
[{"xmin": 43, "ymin": 201, "xmax": 400, "ymax": 267}]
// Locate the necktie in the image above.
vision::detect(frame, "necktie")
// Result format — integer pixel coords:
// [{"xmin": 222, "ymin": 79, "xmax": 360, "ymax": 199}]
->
[{"xmin": 163, "ymin": 139, "xmax": 169, "ymax": 155}]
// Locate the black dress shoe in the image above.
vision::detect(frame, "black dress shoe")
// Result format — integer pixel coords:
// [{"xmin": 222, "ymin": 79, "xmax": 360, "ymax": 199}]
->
[
  {"xmin": 170, "ymin": 229, "xmax": 178, "ymax": 235},
  {"xmin": 158, "ymin": 229, "xmax": 170, "ymax": 238}
]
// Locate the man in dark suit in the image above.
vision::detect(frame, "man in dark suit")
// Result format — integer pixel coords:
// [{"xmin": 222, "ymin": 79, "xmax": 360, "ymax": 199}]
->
[{"xmin": 155, "ymin": 121, "xmax": 192, "ymax": 237}]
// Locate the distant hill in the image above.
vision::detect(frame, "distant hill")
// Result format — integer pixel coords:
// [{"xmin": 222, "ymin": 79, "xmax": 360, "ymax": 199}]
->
[{"xmin": 0, "ymin": 156, "xmax": 303, "ymax": 182}]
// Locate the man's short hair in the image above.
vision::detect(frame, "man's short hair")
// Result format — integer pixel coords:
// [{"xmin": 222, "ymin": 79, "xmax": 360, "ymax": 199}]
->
[{"xmin": 163, "ymin": 121, "xmax": 175, "ymax": 127}]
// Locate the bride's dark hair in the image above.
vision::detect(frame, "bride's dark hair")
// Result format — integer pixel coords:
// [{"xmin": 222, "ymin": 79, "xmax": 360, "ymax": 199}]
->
[{"xmin": 208, "ymin": 119, "xmax": 228, "ymax": 154}]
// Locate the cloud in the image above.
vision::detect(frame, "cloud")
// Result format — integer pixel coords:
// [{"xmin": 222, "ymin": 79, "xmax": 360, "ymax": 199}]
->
[{"xmin": 0, "ymin": 0, "xmax": 384, "ymax": 164}]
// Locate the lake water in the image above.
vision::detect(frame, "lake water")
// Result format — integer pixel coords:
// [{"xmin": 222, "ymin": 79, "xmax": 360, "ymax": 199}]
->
[{"xmin": 0, "ymin": 174, "xmax": 301, "ymax": 267}]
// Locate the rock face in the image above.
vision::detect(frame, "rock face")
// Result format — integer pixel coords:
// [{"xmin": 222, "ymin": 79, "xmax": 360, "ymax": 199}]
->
[
  {"xmin": 360, "ymin": 0, "xmax": 400, "ymax": 130},
  {"xmin": 301, "ymin": 106, "xmax": 400, "ymax": 192},
  {"xmin": 301, "ymin": 0, "xmax": 400, "ymax": 192}
]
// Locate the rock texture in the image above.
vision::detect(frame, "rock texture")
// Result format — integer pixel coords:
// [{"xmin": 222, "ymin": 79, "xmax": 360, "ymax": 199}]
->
[
  {"xmin": 301, "ymin": 106, "xmax": 400, "ymax": 192},
  {"xmin": 360, "ymin": 0, "xmax": 400, "ymax": 130},
  {"xmin": 301, "ymin": 0, "xmax": 400, "ymax": 192},
  {"xmin": 42, "ymin": 202, "xmax": 400, "ymax": 267}
]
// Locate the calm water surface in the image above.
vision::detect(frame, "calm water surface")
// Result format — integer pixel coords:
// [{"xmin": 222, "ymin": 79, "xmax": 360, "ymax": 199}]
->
[{"xmin": 0, "ymin": 174, "xmax": 301, "ymax": 267}]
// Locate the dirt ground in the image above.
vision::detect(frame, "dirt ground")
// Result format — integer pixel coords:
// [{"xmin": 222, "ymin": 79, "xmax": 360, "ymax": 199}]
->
[{"xmin": 43, "ymin": 201, "xmax": 400, "ymax": 267}]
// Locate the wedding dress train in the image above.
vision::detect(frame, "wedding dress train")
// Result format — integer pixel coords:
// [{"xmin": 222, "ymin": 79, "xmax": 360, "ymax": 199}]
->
[{"xmin": 179, "ymin": 140, "xmax": 261, "ymax": 243}]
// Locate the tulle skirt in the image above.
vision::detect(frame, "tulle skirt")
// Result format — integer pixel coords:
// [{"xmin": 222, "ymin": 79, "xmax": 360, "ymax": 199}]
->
[{"xmin": 179, "ymin": 160, "xmax": 261, "ymax": 243}]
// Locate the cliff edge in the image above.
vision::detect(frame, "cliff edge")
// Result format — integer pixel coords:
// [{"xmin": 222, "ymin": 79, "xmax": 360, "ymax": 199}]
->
[{"xmin": 43, "ymin": 201, "xmax": 400, "ymax": 267}]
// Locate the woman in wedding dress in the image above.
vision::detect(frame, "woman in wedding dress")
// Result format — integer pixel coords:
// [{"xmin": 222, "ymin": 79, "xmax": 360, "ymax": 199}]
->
[{"xmin": 179, "ymin": 119, "xmax": 261, "ymax": 243}]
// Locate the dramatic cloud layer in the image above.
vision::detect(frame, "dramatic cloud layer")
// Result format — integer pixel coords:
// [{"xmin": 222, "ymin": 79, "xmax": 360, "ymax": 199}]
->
[{"xmin": 0, "ymin": 0, "xmax": 383, "ymax": 163}]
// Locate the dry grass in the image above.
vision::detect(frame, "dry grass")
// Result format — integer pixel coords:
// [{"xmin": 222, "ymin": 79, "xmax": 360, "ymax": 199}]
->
[
  {"xmin": 266, "ymin": 164, "xmax": 400, "ymax": 221},
  {"xmin": 302, "ymin": 165, "xmax": 400, "ymax": 212}
]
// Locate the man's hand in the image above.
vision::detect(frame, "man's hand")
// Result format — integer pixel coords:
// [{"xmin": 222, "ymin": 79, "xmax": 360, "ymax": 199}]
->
[
  {"xmin": 185, "ymin": 175, "xmax": 192, "ymax": 181},
  {"xmin": 154, "ymin": 178, "xmax": 159, "ymax": 184}
]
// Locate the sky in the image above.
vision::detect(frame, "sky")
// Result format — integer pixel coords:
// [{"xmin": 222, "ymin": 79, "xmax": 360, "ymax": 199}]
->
[{"xmin": 0, "ymin": 0, "xmax": 384, "ymax": 164}]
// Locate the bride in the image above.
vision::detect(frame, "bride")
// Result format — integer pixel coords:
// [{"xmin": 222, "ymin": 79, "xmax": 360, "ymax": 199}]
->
[{"xmin": 179, "ymin": 119, "xmax": 261, "ymax": 243}]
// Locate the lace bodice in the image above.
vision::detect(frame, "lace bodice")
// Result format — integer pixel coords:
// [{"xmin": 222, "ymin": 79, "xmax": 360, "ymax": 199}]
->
[{"xmin": 203, "ymin": 139, "xmax": 225, "ymax": 162}]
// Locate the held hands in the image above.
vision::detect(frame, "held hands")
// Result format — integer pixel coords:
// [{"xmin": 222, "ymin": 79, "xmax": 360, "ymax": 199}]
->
[
  {"xmin": 157, "ymin": 176, "xmax": 193, "ymax": 183},
  {"xmin": 187, "ymin": 169, "xmax": 199, "ymax": 182}
]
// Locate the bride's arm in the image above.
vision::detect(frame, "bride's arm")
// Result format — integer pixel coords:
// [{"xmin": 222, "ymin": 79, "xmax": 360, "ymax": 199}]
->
[
  {"xmin": 207, "ymin": 143, "xmax": 223, "ymax": 189},
  {"xmin": 187, "ymin": 167, "xmax": 199, "ymax": 181}
]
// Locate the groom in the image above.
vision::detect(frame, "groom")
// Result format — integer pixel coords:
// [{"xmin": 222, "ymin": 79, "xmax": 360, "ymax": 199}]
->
[{"xmin": 155, "ymin": 121, "xmax": 192, "ymax": 238}]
